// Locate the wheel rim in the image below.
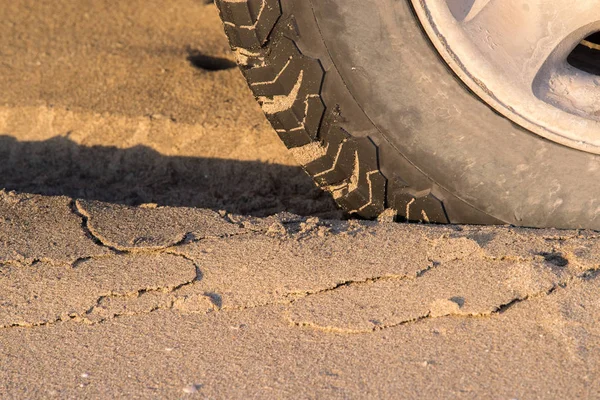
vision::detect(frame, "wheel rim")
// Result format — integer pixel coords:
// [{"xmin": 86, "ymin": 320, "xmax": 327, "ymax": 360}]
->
[{"xmin": 411, "ymin": 0, "xmax": 600, "ymax": 153}]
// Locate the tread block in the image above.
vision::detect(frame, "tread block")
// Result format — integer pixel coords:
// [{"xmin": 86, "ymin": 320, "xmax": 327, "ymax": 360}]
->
[
  {"xmin": 390, "ymin": 190, "xmax": 449, "ymax": 223},
  {"xmin": 216, "ymin": 0, "xmax": 281, "ymax": 50},
  {"xmin": 304, "ymin": 112, "xmax": 386, "ymax": 217},
  {"xmin": 338, "ymin": 172, "xmax": 387, "ymax": 218},
  {"xmin": 244, "ymin": 30, "xmax": 325, "ymax": 148},
  {"xmin": 307, "ymin": 125, "xmax": 350, "ymax": 184}
]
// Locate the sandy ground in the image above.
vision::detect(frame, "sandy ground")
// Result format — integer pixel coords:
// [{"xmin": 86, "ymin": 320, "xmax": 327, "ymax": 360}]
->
[
  {"xmin": 0, "ymin": 0, "xmax": 339, "ymax": 218},
  {"xmin": 1, "ymin": 1, "xmax": 600, "ymax": 399}
]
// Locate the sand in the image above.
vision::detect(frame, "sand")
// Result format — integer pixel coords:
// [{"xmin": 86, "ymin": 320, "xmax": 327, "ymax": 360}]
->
[
  {"xmin": 0, "ymin": 0, "xmax": 338, "ymax": 218},
  {"xmin": 1, "ymin": 1, "xmax": 600, "ymax": 398}
]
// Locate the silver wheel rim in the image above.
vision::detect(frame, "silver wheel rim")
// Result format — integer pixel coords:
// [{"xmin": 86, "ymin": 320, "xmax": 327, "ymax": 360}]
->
[{"xmin": 411, "ymin": 0, "xmax": 600, "ymax": 153}]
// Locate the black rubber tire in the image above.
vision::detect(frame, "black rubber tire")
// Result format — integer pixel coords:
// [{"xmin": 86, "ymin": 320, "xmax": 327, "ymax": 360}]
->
[{"xmin": 215, "ymin": 0, "xmax": 600, "ymax": 229}]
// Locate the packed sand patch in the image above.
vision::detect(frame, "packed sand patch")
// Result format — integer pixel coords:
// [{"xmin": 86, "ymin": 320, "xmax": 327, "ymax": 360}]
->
[{"xmin": 1, "ymin": 193, "xmax": 600, "ymax": 398}]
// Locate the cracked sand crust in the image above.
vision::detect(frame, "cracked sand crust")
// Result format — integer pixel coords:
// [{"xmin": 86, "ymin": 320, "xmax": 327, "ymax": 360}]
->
[{"xmin": 2, "ymin": 191, "xmax": 600, "ymax": 334}]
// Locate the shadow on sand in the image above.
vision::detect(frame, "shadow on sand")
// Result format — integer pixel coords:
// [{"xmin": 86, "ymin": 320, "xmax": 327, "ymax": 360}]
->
[{"xmin": 0, "ymin": 135, "xmax": 339, "ymax": 218}]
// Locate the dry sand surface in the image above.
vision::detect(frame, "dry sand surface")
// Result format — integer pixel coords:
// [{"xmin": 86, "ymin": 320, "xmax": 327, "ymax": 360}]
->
[{"xmin": 1, "ymin": 1, "xmax": 600, "ymax": 399}]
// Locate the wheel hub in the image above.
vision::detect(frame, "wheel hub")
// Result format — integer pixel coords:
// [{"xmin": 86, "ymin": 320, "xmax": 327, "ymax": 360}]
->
[{"xmin": 412, "ymin": 0, "xmax": 600, "ymax": 153}]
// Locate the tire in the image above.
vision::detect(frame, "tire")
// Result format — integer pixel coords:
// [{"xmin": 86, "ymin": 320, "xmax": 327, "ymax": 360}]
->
[{"xmin": 215, "ymin": 0, "xmax": 600, "ymax": 229}]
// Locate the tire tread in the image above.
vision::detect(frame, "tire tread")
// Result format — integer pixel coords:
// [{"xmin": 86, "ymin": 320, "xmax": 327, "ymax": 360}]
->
[{"xmin": 215, "ymin": 0, "xmax": 476, "ymax": 222}]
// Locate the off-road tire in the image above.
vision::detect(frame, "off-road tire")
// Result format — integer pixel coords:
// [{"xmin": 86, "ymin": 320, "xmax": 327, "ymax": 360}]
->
[{"xmin": 215, "ymin": 0, "xmax": 600, "ymax": 229}]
